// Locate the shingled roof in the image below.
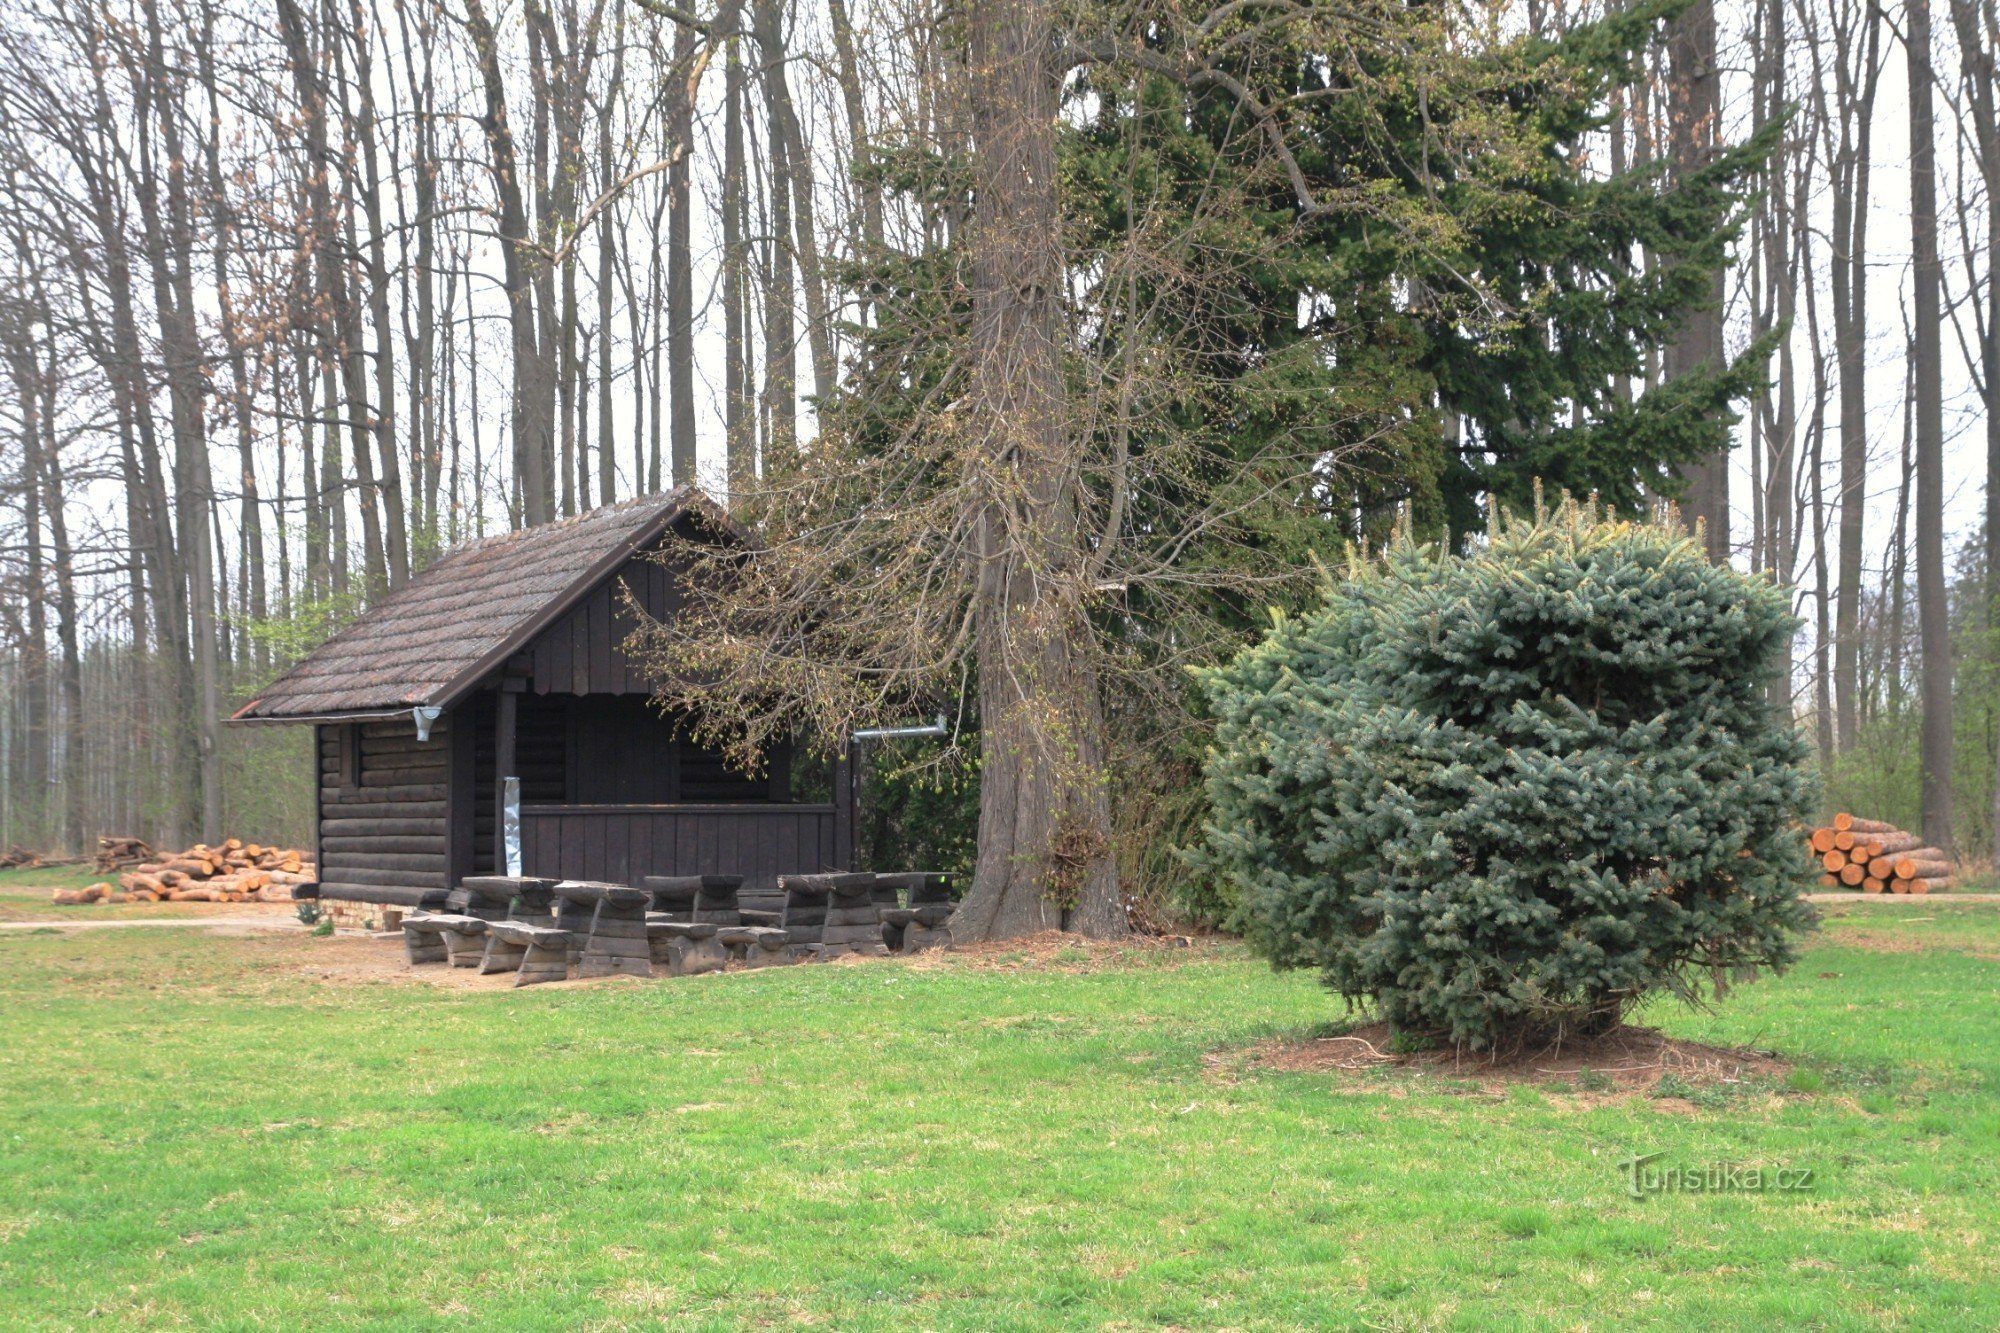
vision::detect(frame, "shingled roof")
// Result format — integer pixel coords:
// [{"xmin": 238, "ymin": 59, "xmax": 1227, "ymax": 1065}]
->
[{"xmin": 232, "ymin": 488, "xmax": 734, "ymax": 721}]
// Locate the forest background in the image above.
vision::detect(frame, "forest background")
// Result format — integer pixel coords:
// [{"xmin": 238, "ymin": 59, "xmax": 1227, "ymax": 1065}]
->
[{"xmin": 0, "ymin": 0, "xmax": 1994, "ymax": 913}]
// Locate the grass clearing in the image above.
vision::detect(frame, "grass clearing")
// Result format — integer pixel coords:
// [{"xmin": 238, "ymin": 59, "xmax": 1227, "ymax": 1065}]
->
[{"xmin": 0, "ymin": 904, "xmax": 1996, "ymax": 1327}]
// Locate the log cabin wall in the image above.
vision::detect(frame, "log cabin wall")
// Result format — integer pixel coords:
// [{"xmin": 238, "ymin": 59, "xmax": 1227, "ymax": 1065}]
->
[{"xmin": 316, "ymin": 717, "xmax": 451, "ymax": 903}]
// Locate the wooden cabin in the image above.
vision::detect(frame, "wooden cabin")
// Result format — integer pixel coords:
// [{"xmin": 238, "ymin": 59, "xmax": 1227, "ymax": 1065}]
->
[{"xmin": 230, "ymin": 489, "xmax": 854, "ymax": 909}]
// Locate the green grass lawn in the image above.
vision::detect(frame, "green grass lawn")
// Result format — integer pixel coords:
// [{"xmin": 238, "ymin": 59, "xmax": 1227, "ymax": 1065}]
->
[{"xmin": 1, "ymin": 905, "xmax": 1995, "ymax": 1329}]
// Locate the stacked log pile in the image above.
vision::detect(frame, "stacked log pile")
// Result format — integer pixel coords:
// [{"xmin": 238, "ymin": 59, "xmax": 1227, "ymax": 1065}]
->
[
  {"xmin": 49, "ymin": 838, "xmax": 318, "ymax": 905},
  {"xmin": 93, "ymin": 836, "xmax": 154, "ymax": 872},
  {"xmin": 1808, "ymin": 814, "xmax": 1954, "ymax": 894}
]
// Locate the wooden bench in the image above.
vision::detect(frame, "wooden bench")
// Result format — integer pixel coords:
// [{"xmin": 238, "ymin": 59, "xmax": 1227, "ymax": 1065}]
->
[
  {"xmin": 773, "ymin": 873, "xmax": 879, "ymax": 953},
  {"xmin": 717, "ymin": 924, "xmax": 794, "ymax": 968},
  {"xmin": 822, "ymin": 873, "xmax": 896, "ymax": 957},
  {"xmin": 487, "ymin": 922, "xmax": 572, "ymax": 987},
  {"xmin": 880, "ymin": 903, "xmax": 955, "ymax": 953},
  {"xmin": 401, "ymin": 915, "xmax": 449, "ymax": 965},
  {"xmin": 553, "ymin": 881, "xmax": 653, "ymax": 979},
  {"xmin": 646, "ymin": 919, "xmax": 729, "ymax": 976},
  {"xmin": 403, "ymin": 913, "xmax": 489, "ymax": 967},
  {"xmin": 450, "ymin": 877, "xmax": 561, "ymax": 974},
  {"xmin": 642, "ymin": 875, "xmax": 744, "ymax": 926}
]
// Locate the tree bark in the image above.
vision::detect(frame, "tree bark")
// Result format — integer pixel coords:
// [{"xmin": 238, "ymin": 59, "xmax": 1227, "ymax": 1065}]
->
[
  {"xmin": 1664, "ymin": 0, "xmax": 1729, "ymax": 561},
  {"xmin": 669, "ymin": 15, "xmax": 698, "ymax": 487},
  {"xmin": 1828, "ymin": 0, "xmax": 1883, "ymax": 750},
  {"xmin": 951, "ymin": 0, "xmax": 1123, "ymax": 941},
  {"xmin": 464, "ymin": 0, "xmax": 555, "ymax": 526},
  {"xmin": 1906, "ymin": 0, "xmax": 1955, "ymax": 853}
]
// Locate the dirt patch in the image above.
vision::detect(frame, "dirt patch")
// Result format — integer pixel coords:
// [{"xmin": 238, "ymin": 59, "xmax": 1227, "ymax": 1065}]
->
[
  {"xmin": 1821, "ymin": 929, "xmax": 1939, "ymax": 955},
  {"xmin": 900, "ymin": 929, "xmax": 1221, "ymax": 971},
  {"xmin": 1234, "ymin": 1021, "xmax": 1789, "ymax": 1099}
]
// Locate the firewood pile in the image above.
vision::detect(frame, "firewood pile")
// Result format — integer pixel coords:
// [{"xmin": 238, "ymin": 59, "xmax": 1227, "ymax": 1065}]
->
[
  {"xmin": 1, "ymin": 845, "xmax": 46, "ymax": 869},
  {"xmin": 1809, "ymin": 813, "xmax": 1954, "ymax": 894},
  {"xmin": 93, "ymin": 836, "xmax": 154, "ymax": 872},
  {"xmin": 52, "ymin": 838, "xmax": 317, "ymax": 906}
]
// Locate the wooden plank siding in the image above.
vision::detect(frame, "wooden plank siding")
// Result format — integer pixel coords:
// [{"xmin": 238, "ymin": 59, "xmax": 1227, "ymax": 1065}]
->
[
  {"xmin": 528, "ymin": 547, "xmax": 682, "ymax": 696},
  {"xmin": 317, "ymin": 717, "xmax": 453, "ymax": 904},
  {"xmin": 518, "ymin": 804, "xmax": 846, "ymax": 894}
]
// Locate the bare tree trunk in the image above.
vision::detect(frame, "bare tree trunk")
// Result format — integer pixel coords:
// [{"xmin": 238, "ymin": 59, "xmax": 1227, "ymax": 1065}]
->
[
  {"xmin": 1907, "ymin": 0, "xmax": 1955, "ymax": 853},
  {"xmin": 755, "ymin": 0, "xmax": 797, "ymax": 467},
  {"xmin": 132, "ymin": 0, "xmax": 222, "ymax": 840},
  {"xmin": 195, "ymin": 20, "xmax": 269, "ymax": 660},
  {"xmin": 596, "ymin": 1, "xmax": 625, "ymax": 505},
  {"xmin": 1826, "ymin": 0, "xmax": 1883, "ymax": 750},
  {"xmin": 952, "ymin": 0, "xmax": 1123, "ymax": 941},
  {"xmin": 345, "ymin": 0, "xmax": 411, "ymax": 582},
  {"xmin": 1889, "ymin": 324, "xmax": 1914, "ymax": 715},
  {"xmin": 826, "ymin": 0, "xmax": 883, "ymax": 261},
  {"xmin": 1665, "ymin": 0, "xmax": 1729, "ymax": 561},
  {"xmin": 723, "ymin": 3, "xmax": 753, "ymax": 491},
  {"xmin": 668, "ymin": 28, "xmax": 695, "ymax": 487},
  {"xmin": 1943, "ymin": 0, "xmax": 2000, "ymax": 860},
  {"xmin": 464, "ymin": 0, "xmax": 555, "ymax": 526}
]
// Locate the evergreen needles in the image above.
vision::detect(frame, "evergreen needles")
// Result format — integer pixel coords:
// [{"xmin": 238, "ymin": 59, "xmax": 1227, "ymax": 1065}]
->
[{"xmin": 1194, "ymin": 499, "xmax": 1820, "ymax": 1049}]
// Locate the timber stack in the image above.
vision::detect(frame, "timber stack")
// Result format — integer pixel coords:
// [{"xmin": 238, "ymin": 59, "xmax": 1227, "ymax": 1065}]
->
[
  {"xmin": 1807, "ymin": 814, "xmax": 1954, "ymax": 894},
  {"xmin": 93, "ymin": 836, "xmax": 154, "ymax": 872},
  {"xmin": 53, "ymin": 838, "xmax": 319, "ymax": 904}
]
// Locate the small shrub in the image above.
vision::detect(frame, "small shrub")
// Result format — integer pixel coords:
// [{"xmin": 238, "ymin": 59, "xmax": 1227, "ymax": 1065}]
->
[
  {"xmin": 1194, "ymin": 500, "xmax": 1819, "ymax": 1049},
  {"xmin": 311, "ymin": 918, "xmax": 334, "ymax": 937}
]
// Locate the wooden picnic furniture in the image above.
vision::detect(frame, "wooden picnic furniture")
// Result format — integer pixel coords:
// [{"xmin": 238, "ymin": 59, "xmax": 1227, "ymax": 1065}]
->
[
  {"xmin": 552, "ymin": 881, "xmax": 653, "ymax": 978},
  {"xmin": 881, "ymin": 903, "xmax": 955, "ymax": 952},
  {"xmin": 487, "ymin": 921, "xmax": 572, "ymax": 987},
  {"xmin": 716, "ymin": 925, "xmax": 794, "ymax": 968},
  {"xmin": 642, "ymin": 874, "xmax": 744, "ymax": 926},
  {"xmin": 646, "ymin": 919, "xmax": 729, "ymax": 975},
  {"xmin": 402, "ymin": 913, "xmax": 490, "ymax": 967}
]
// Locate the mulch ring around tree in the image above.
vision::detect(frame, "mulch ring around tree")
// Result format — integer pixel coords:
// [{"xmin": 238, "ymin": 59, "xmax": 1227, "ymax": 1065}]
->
[{"xmin": 1224, "ymin": 1020, "xmax": 1790, "ymax": 1101}]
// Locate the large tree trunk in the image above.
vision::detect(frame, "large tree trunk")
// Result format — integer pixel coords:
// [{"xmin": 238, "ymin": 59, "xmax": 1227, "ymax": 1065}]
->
[
  {"xmin": 754, "ymin": 0, "xmax": 797, "ymax": 467},
  {"xmin": 1907, "ymin": 0, "xmax": 1955, "ymax": 853},
  {"xmin": 1664, "ymin": 0, "xmax": 1729, "ymax": 561},
  {"xmin": 1947, "ymin": 0, "xmax": 2000, "ymax": 861},
  {"xmin": 346, "ymin": 0, "xmax": 411, "ymax": 582},
  {"xmin": 951, "ymin": 0, "xmax": 1123, "ymax": 942},
  {"xmin": 132, "ymin": 0, "xmax": 223, "ymax": 841},
  {"xmin": 463, "ymin": 0, "xmax": 554, "ymax": 526},
  {"xmin": 669, "ymin": 16, "xmax": 698, "ymax": 488},
  {"xmin": 722, "ymin": 1, "xmax": 753, "ymax": 492},
  {"xmin": 1829, "ymin": 1, "xmax": 1883, "ymax": 750}
]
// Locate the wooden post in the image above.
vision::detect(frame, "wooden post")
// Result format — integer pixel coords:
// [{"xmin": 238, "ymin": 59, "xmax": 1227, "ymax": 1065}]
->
[
  {"xmin": 767, "ymin": 734, "xmax": 793, "ymax": 803},
  {"xmin": 447, "ymin": 706, "xmax": 476, "ymax": 891},
  {"xmin": 495, "ymin": 685, "xmax": 519, "ymax": 874},
  {"xmin": 833, "ymin": 741, "xmax": 854, "ymax": 870}
]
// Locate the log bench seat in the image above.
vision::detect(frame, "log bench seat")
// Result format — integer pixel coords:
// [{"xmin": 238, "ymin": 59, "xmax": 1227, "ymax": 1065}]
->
[
  {"xmin": 402, "ymin": 913, "xmax": 489, "ymax": 967},
  {"xmin": 642, "ymin": 875, "xmax": 745, "ymax": 926},
  {"xmin": 487, "ymin": 922, "xmax": 572, "ymax": 987},
  {"xmin": 452, "ymin": 876, "xmax": 558, "ymax": 925},
  {"xmin": 716, "ymin": 924, "xmax": 794, "ymax": 968},
  {"xmin": 822, "ymin": 873, "xmax": 896, "ymax": 958},
  {"xmin": 774, "ymin": 873, "xmax": 879, "ymax": 952},
  {"xmin": 879, "ymin": 903, "xmax": 954, "ymax": 953},
  {"xmin": 552, "ymin": 881, "xmax": 653, "ymax": 979},
  {"xmin": 646, "ymin": 919, "xmax": 729, "ymax": 976}
]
